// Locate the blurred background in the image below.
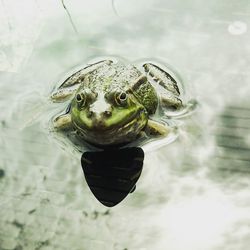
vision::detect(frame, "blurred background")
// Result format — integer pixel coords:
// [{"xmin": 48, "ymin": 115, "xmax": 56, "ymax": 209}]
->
[{"xmin": 0, "ymin": 0, "xmax": 250, "ymax": 249}]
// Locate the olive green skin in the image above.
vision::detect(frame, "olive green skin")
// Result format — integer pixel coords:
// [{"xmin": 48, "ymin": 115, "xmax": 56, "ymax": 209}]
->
[
  {"xmin": 69, "ymin": 63, "xmax": 158, "ymax": 146},
  {"xmin": 51, "ymin": 59, "xmax": 185, "ymax": 147}
]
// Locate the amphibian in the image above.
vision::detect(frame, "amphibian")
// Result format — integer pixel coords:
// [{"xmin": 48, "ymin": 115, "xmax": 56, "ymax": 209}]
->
[{"xmin": 51, "ymin": 58, "xmax": 184, "ymax": 147}]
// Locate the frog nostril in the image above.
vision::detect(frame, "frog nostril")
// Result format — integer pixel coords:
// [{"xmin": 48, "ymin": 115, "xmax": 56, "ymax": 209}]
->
[
  {"xmin": 87, "ymin": 111, "xmax": 94, "ymax": 118},
  {"xmin": 104, "ymin": 110, "xmax": 112, "ymax": 117}
]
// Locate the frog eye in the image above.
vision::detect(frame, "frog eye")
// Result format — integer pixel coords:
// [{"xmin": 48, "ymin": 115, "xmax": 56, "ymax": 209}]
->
[
  {"xmin": 115, "ymin": 91, "xmax": 127, "ymax": 106},
  {"xmin": 76, "ymin": 92, "xmax": 86, "ymax": 106}
]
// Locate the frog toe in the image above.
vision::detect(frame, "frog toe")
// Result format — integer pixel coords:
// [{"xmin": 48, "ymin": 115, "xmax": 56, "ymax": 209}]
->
[
  {"xmin": 53, "ymin": 113, "xmax": 72, "ymax": 130},
  {"xmin": 145, "ymin": 119, "xmax": 171, "ymax": 136}
]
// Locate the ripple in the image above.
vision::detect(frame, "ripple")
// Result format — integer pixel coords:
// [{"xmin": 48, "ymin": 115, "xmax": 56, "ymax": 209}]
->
[{"xmin": 228, "ymin": 21, "xmax": 247, "ymax": 35}]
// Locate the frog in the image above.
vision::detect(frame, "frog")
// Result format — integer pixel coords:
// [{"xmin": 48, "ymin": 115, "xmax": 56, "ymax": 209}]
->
[{"xmin": 50, "ymin": 58, "xmax": 186, "ymax": 148}]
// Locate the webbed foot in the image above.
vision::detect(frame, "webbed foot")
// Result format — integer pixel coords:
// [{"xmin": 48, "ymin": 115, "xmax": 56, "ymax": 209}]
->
[
  {"xmin": 145, "ymin": 119, "xmax": 171, "ymax": 136},
  {"xmin": 53, "ymin": 113, "xmax": 72, "ymax": 130}
]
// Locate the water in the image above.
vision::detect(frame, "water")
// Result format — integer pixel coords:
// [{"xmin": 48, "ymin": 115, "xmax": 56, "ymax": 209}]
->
[{"xmin": 0, "ymin": 0, "xmax": 250, "ymax": 249}]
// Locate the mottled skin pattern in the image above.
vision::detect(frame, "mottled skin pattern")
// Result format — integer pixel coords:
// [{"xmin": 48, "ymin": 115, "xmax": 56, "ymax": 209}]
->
[
  {"xmin": 78, "ymin": 62, "xmax": 158, "ymax": 113},
  {"xmin": 51, "ymin": 59, "xmax": 184, "ymax": 147}
]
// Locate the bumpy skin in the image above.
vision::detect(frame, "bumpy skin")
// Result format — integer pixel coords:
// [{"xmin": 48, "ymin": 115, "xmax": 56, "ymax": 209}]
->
[{"xmin": 51, "ymin": 59, "xmax": 183, "ymax": 147}]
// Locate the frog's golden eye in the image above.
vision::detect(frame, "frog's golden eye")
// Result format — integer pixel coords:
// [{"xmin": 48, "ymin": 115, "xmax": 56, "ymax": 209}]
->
[
  {"xmin": 115, "ymin": 91, "xmax": 127, "ymax": 106},
  {"xmin": 76, "ymin": 92, "xmax": 86, "ymax": 106}
]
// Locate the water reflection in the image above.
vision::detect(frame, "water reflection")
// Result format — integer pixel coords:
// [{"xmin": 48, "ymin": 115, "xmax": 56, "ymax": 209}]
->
[
  {"xmin": 214, "ymin": 105, "xmax": 250, "ymax": 173},
  {"xmin": 81, "ymin": 147, "xmax": 144, "ymax": 207}
]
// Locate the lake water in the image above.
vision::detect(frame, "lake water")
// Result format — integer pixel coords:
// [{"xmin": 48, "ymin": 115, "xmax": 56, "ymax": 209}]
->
[{"xmin": 0, "ymin": 0, "xmax": 250, "ymax": 249}]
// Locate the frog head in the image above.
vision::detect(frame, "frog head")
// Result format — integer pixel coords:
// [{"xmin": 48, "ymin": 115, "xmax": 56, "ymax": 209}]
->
[{"xmin": 70, "ymin": 85, "xmax": 148, "ymax": 146}]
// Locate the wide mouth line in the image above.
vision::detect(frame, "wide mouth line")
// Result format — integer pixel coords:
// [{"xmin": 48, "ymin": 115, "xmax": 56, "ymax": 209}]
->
[
  {"xmin": 72, "ymin": 109, "xmax": 144, "ymax": 133},
  {"xmin": 73, "ymin": 119, "xmax": 134, "ymax": 137}
]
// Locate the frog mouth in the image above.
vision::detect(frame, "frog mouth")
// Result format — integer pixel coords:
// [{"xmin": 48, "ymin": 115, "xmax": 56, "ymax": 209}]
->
[{"xmin": 72, "ymin": 110, "xmax": 147, "ymax": 145}]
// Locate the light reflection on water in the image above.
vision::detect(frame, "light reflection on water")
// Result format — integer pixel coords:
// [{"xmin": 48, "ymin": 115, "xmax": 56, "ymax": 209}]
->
[{"xmin": 0, "ymin": 0, "xmax": 250, "ymax": 249}]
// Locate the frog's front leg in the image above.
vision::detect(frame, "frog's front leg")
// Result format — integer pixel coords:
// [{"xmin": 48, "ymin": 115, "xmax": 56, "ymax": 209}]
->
[
  {"xmin": 53, "ymin": 113, "xmax": 72, "ymax": 130},
  {"xmin": 145, "ymin": 119, "xmax": 171, "ymax": 136},
  {"xmin": 143, "ymin": 63, "xmax": 183, "ymax": 111}
]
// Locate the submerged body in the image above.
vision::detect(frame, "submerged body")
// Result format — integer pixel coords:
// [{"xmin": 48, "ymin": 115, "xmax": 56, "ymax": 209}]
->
[{"xmin": 51, "ymin": 58, "xmax": 184, "ymax": 147}]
